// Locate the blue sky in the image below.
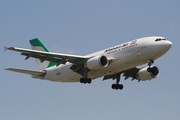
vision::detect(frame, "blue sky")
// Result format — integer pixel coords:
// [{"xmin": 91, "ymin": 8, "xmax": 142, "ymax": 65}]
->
[{"xmin": 1, "ymin": 0, "xmax": 180, "ymax": 120}]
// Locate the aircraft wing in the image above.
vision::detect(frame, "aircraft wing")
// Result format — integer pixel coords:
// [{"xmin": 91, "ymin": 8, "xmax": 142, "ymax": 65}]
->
[
  {"xmin": 5, "ymin": 68, "xmax": 45, "ymax": 77},
  {"xmin": 5, "ymin": 47, "xmax": 89, "ymax": 65},
  {"xmin": 103, "ymin": 67, "xmax": 139, "ymax": 81}
]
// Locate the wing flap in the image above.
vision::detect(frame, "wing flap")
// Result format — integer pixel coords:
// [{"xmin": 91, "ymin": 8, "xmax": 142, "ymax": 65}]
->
[
  {"xmin": 123, "ymin": 67, "xmax": 139, "ymax": 80},
  {"xmin": 103, "ymin": 67, "xmax": 140, "ymax": 81}
]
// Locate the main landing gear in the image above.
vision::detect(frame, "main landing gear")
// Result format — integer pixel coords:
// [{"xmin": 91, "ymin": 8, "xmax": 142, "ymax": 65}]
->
[
  {"xmin": 79, "ymin": 68, "xmax": 92, "ymax": 84},
  {"xmin": 80, "ymin": 78, "xmax": 92, "ymax": 84},
  {"xmin": 111, "ymin": 73, "xmax": 124, "ymax": 90}
]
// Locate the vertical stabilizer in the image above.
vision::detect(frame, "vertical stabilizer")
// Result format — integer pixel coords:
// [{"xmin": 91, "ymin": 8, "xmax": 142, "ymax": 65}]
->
[{"xmin": 29, "ymin": 38, "xmax": 57, "ymax": 70}]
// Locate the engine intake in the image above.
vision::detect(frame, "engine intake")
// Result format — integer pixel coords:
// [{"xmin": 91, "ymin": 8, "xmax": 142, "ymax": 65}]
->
[
  {"xmin": 85, "ymin": 55, "xmax": 109, "ymax": 70},
  {"xmin": 136, "ymin": 66, "xmax": 159, "ymax": 81}
]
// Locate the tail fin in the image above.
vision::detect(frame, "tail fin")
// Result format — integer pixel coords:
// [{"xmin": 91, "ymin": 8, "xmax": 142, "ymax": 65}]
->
[{"xmin": 29, "ymin": 38, "xmax": 57, "ymax": 70}]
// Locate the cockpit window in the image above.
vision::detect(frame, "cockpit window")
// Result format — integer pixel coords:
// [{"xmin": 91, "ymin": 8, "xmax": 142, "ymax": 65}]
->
[
  {"xmin": 155, "ymin": 38, "xmax": 166, "ymax": 42},
  {"xmin": 155, "ymin": 39, "xmax": 160, "ymax": 41}
]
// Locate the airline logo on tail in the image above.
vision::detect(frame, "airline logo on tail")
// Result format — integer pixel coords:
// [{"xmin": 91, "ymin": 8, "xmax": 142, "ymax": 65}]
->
[{"xmin": 30, "ymin": 38, "xmax": 57, "ymax": 70}]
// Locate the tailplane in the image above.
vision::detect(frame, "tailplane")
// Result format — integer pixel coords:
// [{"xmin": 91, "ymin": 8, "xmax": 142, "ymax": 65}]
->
[{"xmin": 29, "ymin": 38, "xmax": 57, "ymax": 70}]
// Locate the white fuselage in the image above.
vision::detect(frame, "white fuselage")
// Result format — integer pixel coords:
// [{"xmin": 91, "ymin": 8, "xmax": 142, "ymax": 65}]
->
[{"xmin": 41, "ymin": 36, "xmax": 172, "ymax": 82}]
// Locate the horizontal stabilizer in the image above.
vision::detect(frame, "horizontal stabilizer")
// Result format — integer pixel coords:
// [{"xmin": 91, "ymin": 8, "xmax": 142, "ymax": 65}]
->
[{"xmin": 5, "ymin": 68, "xmax": 45, "ymax": 77}]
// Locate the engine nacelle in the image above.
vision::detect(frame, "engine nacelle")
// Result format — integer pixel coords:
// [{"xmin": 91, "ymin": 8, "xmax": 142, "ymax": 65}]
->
[
  {"xmin": 136, "ymin": 66, "xmax": 159, "ymax": 81},
  {"xmin": 84, "ymin": 55, "xmax": 109, "ymax": 70}
]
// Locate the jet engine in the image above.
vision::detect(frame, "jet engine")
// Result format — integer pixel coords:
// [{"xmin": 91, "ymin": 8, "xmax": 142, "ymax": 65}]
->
[
  {"xmin": 84, "ymin": 55, "xmax": 109, "ymax": 70},
  {"xmin": 136, "ymin": 66, "xmax": 159, "ymax": 81}
]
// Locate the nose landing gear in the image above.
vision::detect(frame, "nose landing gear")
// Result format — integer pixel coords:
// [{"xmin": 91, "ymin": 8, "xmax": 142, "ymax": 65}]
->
[
  {"xmin": 148, "ymin": 60, "xmax": 154, "ymax": 67},
  {"xmin": 147, "ymin": 60, "xmax": 154, "ymax": 72}
]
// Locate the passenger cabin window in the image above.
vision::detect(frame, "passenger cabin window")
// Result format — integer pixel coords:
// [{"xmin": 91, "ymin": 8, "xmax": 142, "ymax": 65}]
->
[{"xmin": 155, "ymin": 38, "xmax": 166, "ymax": 42}]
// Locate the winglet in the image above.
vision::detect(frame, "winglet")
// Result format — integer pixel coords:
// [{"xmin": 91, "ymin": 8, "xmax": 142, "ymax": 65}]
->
[
  {"xmin": 4, "ymin": 46, "xmax": 8, "ymax": 52},
  {"xmin": 4, "ymin": 46, "xmax": 15, "ymax": 52}
]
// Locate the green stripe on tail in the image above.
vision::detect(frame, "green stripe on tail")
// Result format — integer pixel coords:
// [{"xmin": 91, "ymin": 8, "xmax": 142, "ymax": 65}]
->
[{"xmin": 30, "ymin": 38, "xmax": 57, "ymax": 69}]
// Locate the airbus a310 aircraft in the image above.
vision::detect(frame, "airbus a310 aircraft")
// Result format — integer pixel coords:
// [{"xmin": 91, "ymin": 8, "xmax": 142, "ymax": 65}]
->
[{"xmin": 4, "ymin": 36, "xmax": 172, "ymax": 90}]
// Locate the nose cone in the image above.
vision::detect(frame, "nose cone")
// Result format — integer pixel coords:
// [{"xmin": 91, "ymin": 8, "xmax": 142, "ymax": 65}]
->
[
  {"xmin": 158, "ymin": 40, "xmax": 172, "ymax": 55},
  {"xmin": 164, "ymin": 40, "xmax": 172, "ymax": 50}
]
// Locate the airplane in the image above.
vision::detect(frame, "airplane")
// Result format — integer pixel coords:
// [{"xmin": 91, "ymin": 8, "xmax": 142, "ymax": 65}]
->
[{"xmin": 4, "ymin": 36, "xmax": 172, "ymax": 90}]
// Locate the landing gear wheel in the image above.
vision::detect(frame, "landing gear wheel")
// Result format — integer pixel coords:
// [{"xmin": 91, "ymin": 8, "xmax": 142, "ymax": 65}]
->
[
  {"xmin": 80, "ymin": 78, "xmax": 84, "ymax": 83},
  {"xmin": 80, "ymin": 78, "xmax": 92, "ymax": 84},
  {"xmin": 87, "ymin": 78, "xmax": 92, "ymax": 84},
  {"xmin": 119, "ymin": 84, "xmax": 124, "ymax": 90},
  {"xmin": 111, "ymin": 84, "xmax": 123, "ymax": 90},
  {"xmin": 112, "ymin": 84, "xmax": 116, "ymax": 89}
]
